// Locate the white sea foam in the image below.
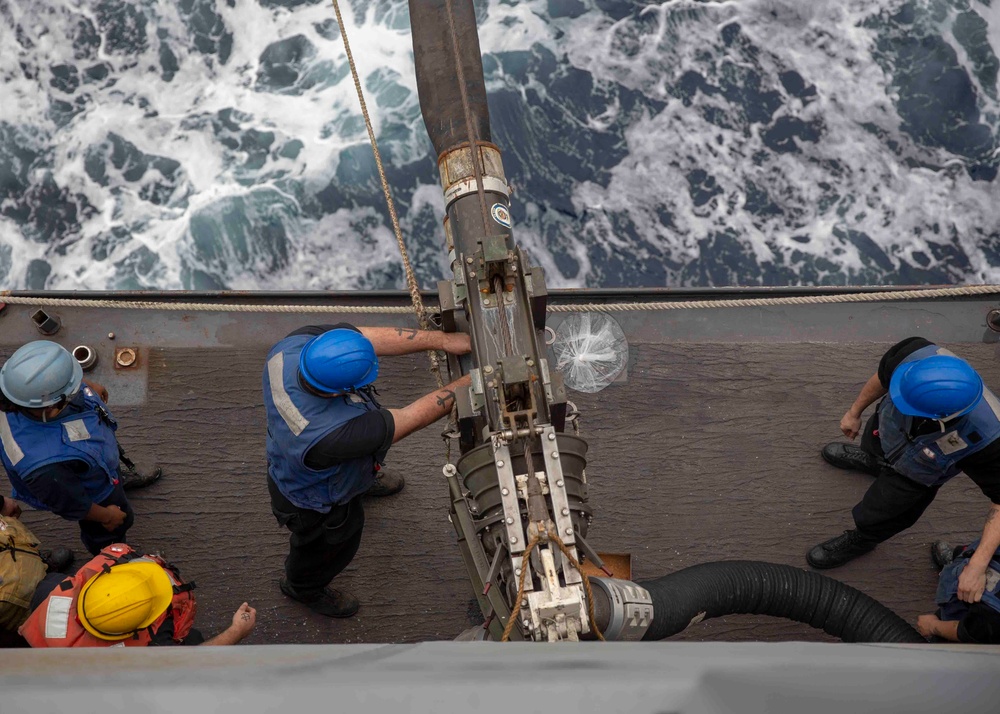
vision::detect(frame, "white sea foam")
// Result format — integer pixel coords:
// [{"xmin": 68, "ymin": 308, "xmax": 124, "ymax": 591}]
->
[
  {"xmin": 0, "ymin": 0, "xmax": 997, "ymax": 289},
  {"xmin": 556, "ymin": 0, "xmax": 1000, "ymax": 283}
]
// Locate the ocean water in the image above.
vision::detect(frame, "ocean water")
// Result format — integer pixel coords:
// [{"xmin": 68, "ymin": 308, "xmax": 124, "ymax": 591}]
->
[{"xmin": 0, "ymin": 0, "xmax": 998, "ymax": 291}]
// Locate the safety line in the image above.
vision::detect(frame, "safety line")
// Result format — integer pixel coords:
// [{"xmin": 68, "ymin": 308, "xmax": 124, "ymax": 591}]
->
[
  {"xmin": 4, "ymin": 284, "xmax": 1000, "ymax": 314},
  {"xmin": 330, "ymin": 0, "xmax": 428, "ymax": 330}
]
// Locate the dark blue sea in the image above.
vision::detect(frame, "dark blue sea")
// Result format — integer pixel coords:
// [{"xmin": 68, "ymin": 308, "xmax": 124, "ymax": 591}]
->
[{"xmin": 1, "ymin": 0, "xmax": 998, "ymax": 290}]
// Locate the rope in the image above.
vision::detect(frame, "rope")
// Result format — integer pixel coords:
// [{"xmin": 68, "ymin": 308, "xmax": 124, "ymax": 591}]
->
[
  {"xmin": 329, "ymin": 0, "xmax": 451, "ymax": 456},
  {"xmin": 549, "ymin": 531, "xmax": 605, "ymax": 642},
  {"xmin": 501, "ymin": 535, "xmax": 540, "ymax": 642},
  {"xmin": 0, "ymin": 296, "xmax": 420, "ymax": 313},
  {"xmin": 500, "ymin": 524, "xmax": 605, "ymax": 642},
  {"xmin": 330, "ymin": 0, "xmax": 426, "ymax": 329},
  {"xmin": 4, "ymin": 284, "xmax": 1000, "ymax": 315},
  {"xmin": 544, "ymin": 284, "xmax": 1000, "ymax": 312}
]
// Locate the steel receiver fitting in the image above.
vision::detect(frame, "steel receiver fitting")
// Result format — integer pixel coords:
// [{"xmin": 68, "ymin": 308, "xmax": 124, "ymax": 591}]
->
[
  {"xmin": 590, "ymin": 577, "xmax": 654, "ymax": 641},
  {"xmin": 72, "ymin": 345, "xmax": 98, "ymax": 371}
]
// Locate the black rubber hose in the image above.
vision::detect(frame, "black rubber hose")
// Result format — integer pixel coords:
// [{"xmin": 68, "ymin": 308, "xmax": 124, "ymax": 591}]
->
[
  {"xmin": 638, "ymin": 560, "xmax": 924, "ymax": 643},
  {"xmin": 408, "ymin": 0, "xmax": 492, "ymax": 156}
]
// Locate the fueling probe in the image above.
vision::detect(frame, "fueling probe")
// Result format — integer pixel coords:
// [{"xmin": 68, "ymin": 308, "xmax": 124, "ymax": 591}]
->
[{"xmin": 407, "ymin": 0, "xmax": 653, "ymax": 643}]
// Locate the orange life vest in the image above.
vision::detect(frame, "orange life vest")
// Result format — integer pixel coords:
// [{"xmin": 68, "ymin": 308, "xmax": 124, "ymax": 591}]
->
[{"xmin": 19, "ymin": 543, "xmax": 197, "ymax": 648}]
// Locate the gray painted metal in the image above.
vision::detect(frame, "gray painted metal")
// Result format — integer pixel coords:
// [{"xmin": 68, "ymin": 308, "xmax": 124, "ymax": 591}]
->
[{"xmin": 1, "ymin": 642, "xmax": 998, "ymax": 713}]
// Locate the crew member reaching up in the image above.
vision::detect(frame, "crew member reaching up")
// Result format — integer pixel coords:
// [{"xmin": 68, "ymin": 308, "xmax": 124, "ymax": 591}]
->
[{"xmin": 263, "ymin": 324, "xmax": 470, "ymax": 618}]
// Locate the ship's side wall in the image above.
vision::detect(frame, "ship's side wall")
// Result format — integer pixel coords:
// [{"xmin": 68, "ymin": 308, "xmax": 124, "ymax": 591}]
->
[{"xmin": 2, "ymin": 642, "xmax": 998, "ymax": 714}]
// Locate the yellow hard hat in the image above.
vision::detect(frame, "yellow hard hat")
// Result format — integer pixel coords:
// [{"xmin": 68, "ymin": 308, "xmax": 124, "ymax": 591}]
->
[{"xmin": 77, "ymin": 561, "xmax": 174, "ymax": 641}]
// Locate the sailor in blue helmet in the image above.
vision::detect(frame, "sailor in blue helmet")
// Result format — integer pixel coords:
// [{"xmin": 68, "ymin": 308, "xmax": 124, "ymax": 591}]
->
[
  {"xmin": 914, "ymin": 537, "xmax": 1000, "ymax": 643},
  {"xmin": 0, "ymin": 341, "xmax": 160, "ymax": 555},
  {"xmin": 810, "ymin": 337, "xmax": 1000, "ymax": 602},
  {"xmin": 262, "ymin": 323, "xmax": 471, "ymax": 617}
]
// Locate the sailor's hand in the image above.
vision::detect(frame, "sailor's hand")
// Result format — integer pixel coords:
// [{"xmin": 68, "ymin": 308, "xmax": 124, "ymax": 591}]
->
[
  {"xmin": 840, "ymin": 410, "xmax": 861, "ymax": 440},
  {"xmin": 958, "ymin": 564, "xmax": 986, "ymax": 603},
  {"xmin": 441, "ymin": 332, "xmax": 472, "ymax": 356},
  {"xmin": 231, "ymin": 602, "xmax": 257, "ymax": 639},
  {"xmin": 101, "ymin": 505, "xmax": 127, "ymax": 532},
  {"xmin": 83, "ymin": 379, "xmax": 109, "ymax": 403},
  {"xmin": 1, "ymin": 497, "xmax": 21, "ymax": 519},
  {"xmin": 916, "ymin": 613, "xmax": 940, "ymax": 638}
]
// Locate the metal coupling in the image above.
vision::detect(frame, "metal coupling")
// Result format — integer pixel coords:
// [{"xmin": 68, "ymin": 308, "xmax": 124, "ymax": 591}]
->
[
  {"xmin": 590, "ymin": 577, "xmax": 654, "ymax": 641},
  {"xmin": 72, "ymin": 345, "xmax": 98, "ymax": 371}
]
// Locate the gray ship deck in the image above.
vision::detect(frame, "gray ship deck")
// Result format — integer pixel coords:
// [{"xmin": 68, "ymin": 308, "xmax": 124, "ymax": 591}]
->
[{"xmin": 2, "ymin": 288, "xmax": 999, "ymax": 645}]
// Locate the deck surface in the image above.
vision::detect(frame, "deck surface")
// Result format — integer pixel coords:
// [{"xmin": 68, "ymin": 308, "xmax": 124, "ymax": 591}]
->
[{"xmin": 2, "ymin": 294, "xmax": 999, "ymax": 644}]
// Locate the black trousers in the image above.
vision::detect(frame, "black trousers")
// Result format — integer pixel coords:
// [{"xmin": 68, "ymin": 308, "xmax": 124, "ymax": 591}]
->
[
  {"xmin": 852, "ymin": 412, "xmax": 940, "ymax": 542},
  {"xmin": 79, "ymin": 483, "xmax": 135, "ymax": 556},
  {"xmin": 267, "ymin": 476, "xmax": 365, "ymax": 595}
]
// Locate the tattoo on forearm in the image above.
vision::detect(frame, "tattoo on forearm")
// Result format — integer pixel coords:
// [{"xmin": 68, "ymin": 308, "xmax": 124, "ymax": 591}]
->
[
  {"xmin": 395, "ymin": 328, "xmax": 419, "ymax": 340},
  {"xmin": 436, "ymin": 389, "xmax": 456, "ymax": 409}
]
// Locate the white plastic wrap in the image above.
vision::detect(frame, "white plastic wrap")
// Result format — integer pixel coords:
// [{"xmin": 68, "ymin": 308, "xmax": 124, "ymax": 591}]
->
[{"xmin": 551, "ymin": 312, "xmax": 629, "ymax": 394}]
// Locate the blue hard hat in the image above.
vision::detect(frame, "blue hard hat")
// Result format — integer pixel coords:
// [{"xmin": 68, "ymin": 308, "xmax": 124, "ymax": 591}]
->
[
  {"xmin": 889, "ymin": 354, "xmax": 983, "ymax": 419},
  {"xmin": 0, "ymin": 340, "xmax": 83, "ymax": 408},
  {"xmin": 299, "ymin": 329, "xmax": 378, "ymax": 394}
]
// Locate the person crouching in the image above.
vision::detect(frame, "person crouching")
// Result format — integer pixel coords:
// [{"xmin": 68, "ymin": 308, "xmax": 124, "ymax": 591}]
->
[{"xmin": 20, "ymin": 543, "xmax": 256, "ymax": 647}]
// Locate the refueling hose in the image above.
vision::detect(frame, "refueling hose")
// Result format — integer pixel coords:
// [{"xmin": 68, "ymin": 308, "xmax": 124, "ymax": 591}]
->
[{"xmin": 636, "ymin": 561, "xmax": 924, "ymax": 643}]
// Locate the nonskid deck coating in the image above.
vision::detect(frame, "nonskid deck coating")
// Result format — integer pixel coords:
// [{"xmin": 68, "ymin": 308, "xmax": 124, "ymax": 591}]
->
[{"xmin": 2, "ymin": 295, "xmax": 998, "ymax": 644}]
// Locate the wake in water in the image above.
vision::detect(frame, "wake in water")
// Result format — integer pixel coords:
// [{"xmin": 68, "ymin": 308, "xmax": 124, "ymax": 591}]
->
[{"xmin": 0, "ymin": 0, "xmax": 997, "ymax": 290}]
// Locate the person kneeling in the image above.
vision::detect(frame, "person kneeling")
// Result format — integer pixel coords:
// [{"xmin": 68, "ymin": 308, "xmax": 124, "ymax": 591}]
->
[
  {"xmin": 915, "ymin": 538, "xmax": 1000, "ymax": 644},
  {"xmin": 19, "ymin": 543, "xmax": 256, "ymax": 647}
]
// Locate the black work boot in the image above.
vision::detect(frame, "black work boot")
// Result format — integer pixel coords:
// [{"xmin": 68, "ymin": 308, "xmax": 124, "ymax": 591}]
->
[
  {"xmin": 280, "ymin": 578, "xmax": 359, "ymax": 618},
  {"xmin": 807, "ymin": 530, "xmax": 878, "ymax": 569},
  {"xmin": 821, "ymin": 443, "xmax": 881, "ymax": 477},
  {"xmin": 119, "ymin": 463, "xmax": 163, "ymax": 491},
  {"xmin": 365, "ymin": 470, "xmax": 404, "ymax": 498},
  {"xmin": 931, "ymin": 541, "xmax": 955, "ymax": 571},
  {"xmin": 39, "ymin": 546, "xmax": 75, "ymax": 573}
]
